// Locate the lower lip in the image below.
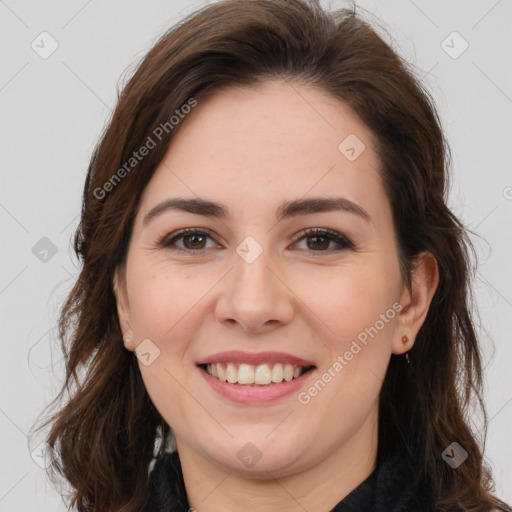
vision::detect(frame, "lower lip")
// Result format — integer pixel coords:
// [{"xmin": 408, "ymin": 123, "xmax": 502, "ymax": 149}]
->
[{"xmin": 198, "ymin": 366, "xmax": 316, "ymax": 404}]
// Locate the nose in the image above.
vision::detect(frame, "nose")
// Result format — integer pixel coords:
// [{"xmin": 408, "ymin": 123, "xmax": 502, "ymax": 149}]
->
[{"xmin": 215, "ymin": 246, "xmax": 295, "ymax": 334}]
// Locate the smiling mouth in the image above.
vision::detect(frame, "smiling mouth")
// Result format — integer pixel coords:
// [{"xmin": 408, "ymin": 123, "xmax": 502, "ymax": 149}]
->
[{"xmin": 199, "ymin": 362, "xmax": 316, "ymax": 386}]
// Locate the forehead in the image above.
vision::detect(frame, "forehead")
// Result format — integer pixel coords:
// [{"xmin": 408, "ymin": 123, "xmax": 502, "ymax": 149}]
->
[
  {"xmin": 166, "ymin": 79, "xmax": 374, "ymax": 165},
  {"xmin": 137, "ymin": 79, "xmax": 387, "ymax": 224}
]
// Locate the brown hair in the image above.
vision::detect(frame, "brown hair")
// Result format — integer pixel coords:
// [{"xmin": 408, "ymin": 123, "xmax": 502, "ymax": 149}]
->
[{"xmin": 31, "ymin": 0, "xmax": 510, "ymax": 510}]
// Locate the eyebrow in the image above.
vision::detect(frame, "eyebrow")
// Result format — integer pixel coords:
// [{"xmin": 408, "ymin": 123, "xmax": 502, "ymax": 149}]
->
[{"xmin": 142, "ymin": 196, "xmax": 371, "ymax": 226}]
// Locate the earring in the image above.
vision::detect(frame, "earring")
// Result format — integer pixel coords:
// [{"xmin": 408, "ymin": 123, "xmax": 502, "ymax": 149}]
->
[{"xmin": 402, "ymin": 335, "xmax": 413, "ymax": 366}]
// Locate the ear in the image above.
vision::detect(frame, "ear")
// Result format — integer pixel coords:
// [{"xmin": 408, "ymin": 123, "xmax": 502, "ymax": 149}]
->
[
  {"xmin": 113, "ymin": 266, "xmax": 135, "ymax": 351},
  {"xmin": 392, "ymin": 251, "xmax": 439, "ymax": 355}
]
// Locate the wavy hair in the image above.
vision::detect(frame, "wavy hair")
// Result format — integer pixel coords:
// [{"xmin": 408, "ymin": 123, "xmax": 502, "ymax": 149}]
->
[{"xmin": 31, "ymin": 0, "xmax": 510, "ymax": 510}]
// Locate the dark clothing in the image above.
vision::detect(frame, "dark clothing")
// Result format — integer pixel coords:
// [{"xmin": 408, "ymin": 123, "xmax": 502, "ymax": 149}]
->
[{"xmin": 139, "ymin": 449, "xmax": 435, "ymax": 511}]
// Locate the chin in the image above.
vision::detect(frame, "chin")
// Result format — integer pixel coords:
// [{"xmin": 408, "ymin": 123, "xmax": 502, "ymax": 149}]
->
[{"xmin": 197, "ymin": 431, "xmax": 308, "ymax": 477}]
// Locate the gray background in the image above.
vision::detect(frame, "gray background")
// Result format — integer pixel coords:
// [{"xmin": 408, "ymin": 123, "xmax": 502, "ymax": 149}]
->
[{"xmin": 1, "ymin": 0, "xmax": 511, "ymax": 509}]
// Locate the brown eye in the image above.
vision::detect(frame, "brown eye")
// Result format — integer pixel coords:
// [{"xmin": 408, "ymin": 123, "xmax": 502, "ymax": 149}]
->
[
  {"xmin": 159, "ymin": 227, "xmax": 354, "ymax": 255},
  {"xmin": 306, "ymin": 234, "xmax": 330, "ymax": 250},
  {"xmin": 182, "ymin": 233, "xmax": 208, "ymax": 249},
  {"xmin": 293, "ymin": 228, "xmax": 354, "ymax": 252},
  {"xmin": 159, "ymin": 228, "xmax": 216, "ymax": 252}
]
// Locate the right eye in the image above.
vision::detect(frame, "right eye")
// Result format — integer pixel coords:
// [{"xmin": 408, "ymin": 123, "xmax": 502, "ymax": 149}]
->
[{"xmin": 158, "ymin": 228, "xmax": 218, "ymax": 253}]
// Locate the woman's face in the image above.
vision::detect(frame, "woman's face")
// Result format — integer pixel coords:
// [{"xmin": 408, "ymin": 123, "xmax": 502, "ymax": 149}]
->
[{"xmin": 114, "ymin": 79, "xmax": 418, "ymax": 477}]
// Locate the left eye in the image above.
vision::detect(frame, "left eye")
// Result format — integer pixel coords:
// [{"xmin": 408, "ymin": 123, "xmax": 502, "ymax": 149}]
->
[
  {"xmin": 159, "ymin": 227, "xmax": 354, "ymax": 253},
  {"xmin": 292, "ymin": 227, "xmax": 354, "ymax": 252}
]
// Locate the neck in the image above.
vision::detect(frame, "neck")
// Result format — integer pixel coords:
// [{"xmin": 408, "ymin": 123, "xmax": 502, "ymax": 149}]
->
[{"xmin": 177, "ymin": 408, "xmax": 379, "ymax": 512}]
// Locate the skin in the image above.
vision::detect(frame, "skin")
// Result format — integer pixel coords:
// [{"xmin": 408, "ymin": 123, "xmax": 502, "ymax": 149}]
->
[{"xmin": 114, "ymin": 79, "xmax": 438, "ymax": 512}]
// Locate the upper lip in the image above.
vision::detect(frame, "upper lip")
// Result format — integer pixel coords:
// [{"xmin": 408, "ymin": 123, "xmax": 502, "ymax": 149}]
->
[{"xmin": 196, "ymin": 350, "xmax": 316, "ymax": 367}]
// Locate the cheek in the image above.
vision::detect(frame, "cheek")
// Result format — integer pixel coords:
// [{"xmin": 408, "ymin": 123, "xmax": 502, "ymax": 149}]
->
[
  {"xmin": 308, "ymin": 263, "xmax": 401, "ymax": 413},
  {"xmin": 300, "ymin": 261, "xmax": 400, "ymax": 349},
  {"xmin": 127, "ymin": 261, "xmax": 206, "ymax": 345},
  {"xmin": 297, "ymin": 265, "xmax": 399, "ymax": 427},
  {"xmin": 129, "ymin": 266, "xmax": 204, "ymax": 425}
]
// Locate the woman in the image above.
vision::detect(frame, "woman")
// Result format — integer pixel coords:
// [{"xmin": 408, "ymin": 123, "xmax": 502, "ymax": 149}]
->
[{"xmin": 32, "ymin": 0, "xmax": 511, "ymax": 510}]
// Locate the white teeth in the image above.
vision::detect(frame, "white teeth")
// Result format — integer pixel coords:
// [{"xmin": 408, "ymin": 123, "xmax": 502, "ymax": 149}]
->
[
  {"xmin": 205, "ymin": 362, "xmax": 310, "ymax": 385},
  {"xmin": 254, "ymin": 364, "xmax": 272, "ymax": 385},
  {"xmin": 217, "ymin": 363, "xmax": 226, "ymax": 381},
  {"xmin": 271, "ymin": 363, "xmax": 284, "ymax": 383},
  {"xmin": 238, "ymin": 363, "xmax": 255, "ymax": 384},
  {"xmin": 283, "ymin": 364, "xmax": 294, "ymax": 381},
  {"xmin": 226, "ymin": 363, "xmax": 237, "ymax": 383}
]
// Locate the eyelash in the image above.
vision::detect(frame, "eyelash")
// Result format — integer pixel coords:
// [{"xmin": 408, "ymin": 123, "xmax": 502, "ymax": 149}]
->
[{"xmin": 157, "ymin": 227, "xmax": 354, "ymax": 255}]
